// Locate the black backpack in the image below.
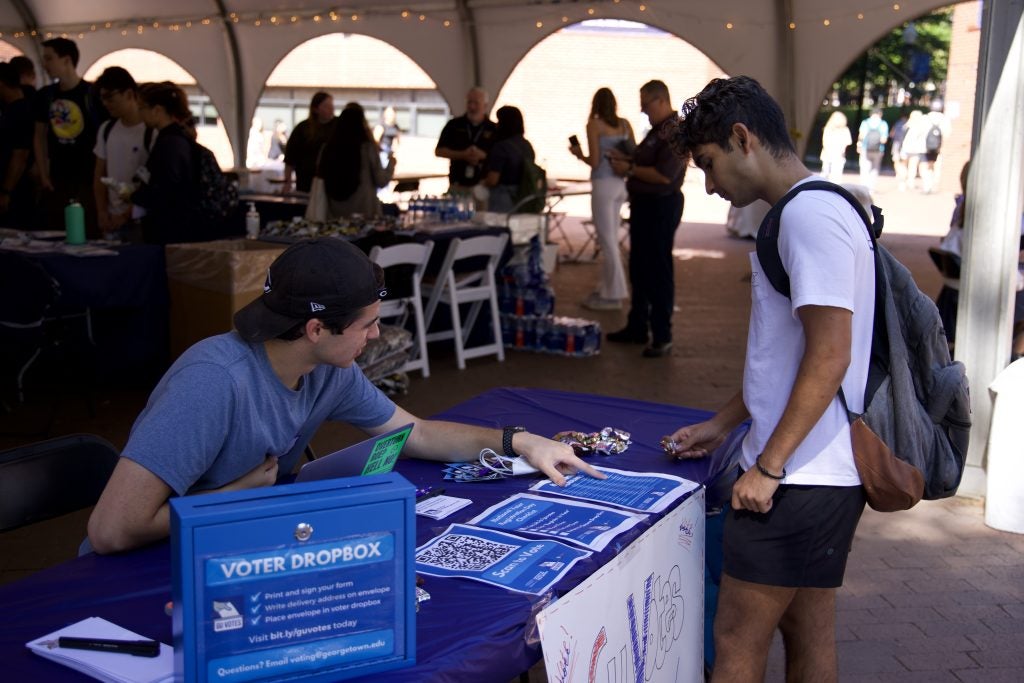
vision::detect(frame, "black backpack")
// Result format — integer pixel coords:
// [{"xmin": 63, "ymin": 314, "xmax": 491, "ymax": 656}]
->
[
  {"xmin": 191, "ymin": 141, "xmax": 238, "ymax": 222},
  {"xmin": 863, "ymin": 127, "xmax": 882, "ymax": 152},
  {"xmin": 515, "ymin": 149, "xmax": 547, "ymax": 214},
  {"xmin": 756, "ymin": 180, "xmax": 970, "ymax": 503},
  {"xmin": 925, "ymin": 124, "xmax": 943, "ymax": 153}
]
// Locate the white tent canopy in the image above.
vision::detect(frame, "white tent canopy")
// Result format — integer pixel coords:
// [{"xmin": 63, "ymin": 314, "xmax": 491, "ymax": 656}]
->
[{"xmin": 0, "ymin": 0, "xmax": 954, "ymax": 166}]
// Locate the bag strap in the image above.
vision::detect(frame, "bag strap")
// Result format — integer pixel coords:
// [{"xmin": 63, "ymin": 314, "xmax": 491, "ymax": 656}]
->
[{"xmin": 754, "ymin": 179, "xmax": 889, "ymax": 419}]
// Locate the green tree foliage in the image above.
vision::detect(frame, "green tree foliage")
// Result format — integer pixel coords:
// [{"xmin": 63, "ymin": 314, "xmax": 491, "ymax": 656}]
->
[{"xmin": 831, "ymin": 7, "xmax": 953, "ymax": 106}]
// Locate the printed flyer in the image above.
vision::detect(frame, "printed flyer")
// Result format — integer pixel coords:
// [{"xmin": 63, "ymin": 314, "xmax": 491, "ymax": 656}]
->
[
  {"xmin": 467, "ymin": 493, "xmax": 647, "ymax": 551},
  {"xmin": 530, "ymin": 467, "xmax": 699, "ymax": 513},
  {"xmin": 415, "ymin": 524, "xmax": 591, "ymax": 595}
]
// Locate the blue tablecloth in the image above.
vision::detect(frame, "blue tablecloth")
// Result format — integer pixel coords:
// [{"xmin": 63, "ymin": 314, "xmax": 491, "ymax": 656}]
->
[
  {"xmin": 0, "ymin": 387, "xmax": 736, "ymax": 682},
  {"xmin": 24, "ymin": 244, "xmax": 169, "ymax": 380}
]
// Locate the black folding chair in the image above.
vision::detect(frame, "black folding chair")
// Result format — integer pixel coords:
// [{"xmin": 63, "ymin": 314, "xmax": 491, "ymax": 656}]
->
[{"xmin": 0, "ymin": 434, "xmax": 120, "ymax": 532}]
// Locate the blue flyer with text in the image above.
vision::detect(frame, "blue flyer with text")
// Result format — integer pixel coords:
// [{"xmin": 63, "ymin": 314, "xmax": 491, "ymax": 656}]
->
[
  {"xmin": 415, "ymin": 524, "xmax": 590, "ymax": 595},
  {"xmin": 467, "ymin": 493, "xmax": 647, "ymax": 551},
  {"xmin": 529, "ymin": 466, "xmax": 699, "ymax": 513}
]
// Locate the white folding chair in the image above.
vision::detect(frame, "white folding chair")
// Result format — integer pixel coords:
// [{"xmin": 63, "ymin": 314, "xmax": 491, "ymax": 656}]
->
[
  {"xmin": 422, "ymin": 233, "xmax": 509, "ymax": 370},
  {"xmin": 368, "ymin": 240, "xmax": 435, "ymax": 378}
]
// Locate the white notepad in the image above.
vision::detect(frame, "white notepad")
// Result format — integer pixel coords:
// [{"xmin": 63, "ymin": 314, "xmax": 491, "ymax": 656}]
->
[{"xmin": 26, "ymin": 617, "xmax": 173, "ymax": 683}]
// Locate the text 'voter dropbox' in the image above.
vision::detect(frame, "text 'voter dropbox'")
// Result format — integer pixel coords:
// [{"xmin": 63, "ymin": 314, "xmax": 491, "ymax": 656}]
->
[{"xmin": 171, "ymin": 473, "xmax": 416, "ymax": 683}]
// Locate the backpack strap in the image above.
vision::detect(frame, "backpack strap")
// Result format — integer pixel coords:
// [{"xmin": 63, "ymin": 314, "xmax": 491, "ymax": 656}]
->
[
  {"xmin": 143, "ymin": 126, "xmax": 155, "ymax": 153},
  {"xmin": 101, "ymin": 118, "xmax": 117, "ymax": 145},
  {"xmin": 755, "ymin": 180, "xmax": 882, "ymax": 298},
  {"xmin": 754, "ymin": 179, "xmax": 889, "ymax": 416}
]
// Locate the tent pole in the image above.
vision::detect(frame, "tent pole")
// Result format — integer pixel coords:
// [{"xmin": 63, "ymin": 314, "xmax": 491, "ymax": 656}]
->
[
  {"xmin": 956, "ymin": 0, "xmax": 1024, "ymax": 496},
  {"xmin": 456, "ymin": 0, "xmax": 481, "ymax": 87},
  {"xmin": 213, "ymin": 0, "xmax": 245, "ymax": 169}
]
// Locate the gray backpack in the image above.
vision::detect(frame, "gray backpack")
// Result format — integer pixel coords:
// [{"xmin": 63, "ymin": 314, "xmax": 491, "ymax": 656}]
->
[{"xmin": 756, "ymin": 181, "xmax": 970, "ymax": 501}]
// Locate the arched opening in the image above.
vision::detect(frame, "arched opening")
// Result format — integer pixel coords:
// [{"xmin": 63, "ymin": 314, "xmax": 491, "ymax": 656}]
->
[
  {"xmin": 0, "ymin": 41, "xmax": 23, "ymax": 61},
  {"xmin": 251, "ymin": 33, "xmax": 449, "ymax": 188},
  {"xmin": 493, "ymin": 19, "xmax": 728, "ymax": 222},
  {"xmin": 82, "ymin": 48, "xmax": 234, "ymax": 167},
  {"xmin": 807, "ymin": 2, "xmax": 972, "ymax": 201}
]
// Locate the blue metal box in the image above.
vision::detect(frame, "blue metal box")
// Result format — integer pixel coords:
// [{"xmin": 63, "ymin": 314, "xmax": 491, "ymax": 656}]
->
[{"xmin": 171, "ymin": 473, "xmax": 416, "ymax": 682}]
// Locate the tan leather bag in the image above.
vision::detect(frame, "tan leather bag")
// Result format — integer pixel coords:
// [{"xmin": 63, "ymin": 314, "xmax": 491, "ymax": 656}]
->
[{"xmin": 850, "ymin": 417, "xmax": 925, "ymax": 512}]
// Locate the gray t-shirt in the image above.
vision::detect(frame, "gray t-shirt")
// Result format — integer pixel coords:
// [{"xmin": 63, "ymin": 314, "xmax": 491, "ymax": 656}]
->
[{"xmin": 123, "ymin": 332, "xmax": 396, "ymax": 495}]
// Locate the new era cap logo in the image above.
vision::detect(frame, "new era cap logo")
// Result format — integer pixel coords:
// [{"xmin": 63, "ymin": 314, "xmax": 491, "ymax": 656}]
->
[{"xmin": 310, "ymin": 302, "xmax": 326, "ymax": 313}]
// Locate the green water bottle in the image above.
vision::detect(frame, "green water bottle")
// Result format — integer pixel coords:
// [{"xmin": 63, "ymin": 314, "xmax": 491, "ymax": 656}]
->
[{"xmin": 65, "ymin": 200, "xmax": 86, "ymax": 245}]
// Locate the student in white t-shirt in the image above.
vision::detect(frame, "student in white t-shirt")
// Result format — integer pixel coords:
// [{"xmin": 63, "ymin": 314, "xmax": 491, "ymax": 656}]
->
[
  {"xmin": 668, "ymin": 76, "xmax": 874, "ymax": 681},
  {"xmin": 93, "ymin": 67, "xmax": 152, "ymax": 236}
]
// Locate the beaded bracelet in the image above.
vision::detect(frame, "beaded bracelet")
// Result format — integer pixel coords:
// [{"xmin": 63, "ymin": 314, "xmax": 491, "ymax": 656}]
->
[{"xmin": 755, "ymin": 454, "xmax": 786, "ymax": 480}]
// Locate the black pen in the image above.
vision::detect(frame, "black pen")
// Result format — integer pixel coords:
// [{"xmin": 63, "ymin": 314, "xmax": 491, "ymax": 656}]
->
[
  {"xmin": 416, "ymin": 488, "xmax": 446, "ymax": 501},
  {"xmin": 57, "ymin": 636, "xmax": 161, "ymax": 657}
]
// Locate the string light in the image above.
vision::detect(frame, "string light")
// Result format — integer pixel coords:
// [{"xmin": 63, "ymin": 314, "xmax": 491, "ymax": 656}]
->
[{"xmin": 0, "ymin": 3, "xmax": 924, "ymax": 42}]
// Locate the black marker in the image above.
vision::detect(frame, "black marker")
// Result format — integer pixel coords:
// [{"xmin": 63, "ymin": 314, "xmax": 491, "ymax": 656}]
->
[
  {"xmin": 57, "ymin": 636, "xmax": 161, "ymax": 657},
  {"xmin": 416, "ymin": 488, "xmax": 446, "ymax": 501}
]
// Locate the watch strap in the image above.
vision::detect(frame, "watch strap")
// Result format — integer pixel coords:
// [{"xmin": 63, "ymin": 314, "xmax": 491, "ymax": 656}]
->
[{"xmin": 502, "ymin": 426, "xmax": 526, "ymax": 458}]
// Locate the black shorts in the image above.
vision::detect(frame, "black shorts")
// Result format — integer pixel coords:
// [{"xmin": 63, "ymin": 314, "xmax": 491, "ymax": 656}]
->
[{"xmin": 723, "ymin": 481, "xmax": 865, "ymax": 589}]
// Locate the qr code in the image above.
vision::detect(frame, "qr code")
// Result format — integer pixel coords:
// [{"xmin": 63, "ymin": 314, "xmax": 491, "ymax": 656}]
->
[{"xmin": 417, "ymin": 534, "xmax": 517, "ymax": 571}]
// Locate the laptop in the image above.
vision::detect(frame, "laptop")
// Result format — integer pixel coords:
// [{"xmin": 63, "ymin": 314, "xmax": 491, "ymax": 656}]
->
[{"xmin": 295, "ymin": 424, "xmax": 413, "ymax": 482}]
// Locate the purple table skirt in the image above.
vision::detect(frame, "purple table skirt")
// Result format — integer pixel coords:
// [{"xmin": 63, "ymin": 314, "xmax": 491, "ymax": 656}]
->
[{"xmin": 0, "ymin": 387, "xmax": 733, "ymax": 682}]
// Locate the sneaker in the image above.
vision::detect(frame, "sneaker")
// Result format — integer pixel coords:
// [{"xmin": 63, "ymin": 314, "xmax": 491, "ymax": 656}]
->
[
  {"xmin": 607, "ymin": 327, "xmax": 648, "ymax": 344},
  {"xmin": 642, "ymin": 341, "xmax": 673, "ymax": 358},
  {"xmin": 581, "ymin": 293, "xmax": 622, "ymax": 311}
]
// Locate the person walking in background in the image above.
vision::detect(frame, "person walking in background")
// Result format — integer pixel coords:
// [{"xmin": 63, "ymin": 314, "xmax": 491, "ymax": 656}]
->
[
  {"xmin": 283, "ymin": 92, "xmax": 334, "ymax": 193},
  {"xmin": 855, "ymin": 108, "xmax": 887, "ymax": 191},
  {"xmin": 570, "ymin": 87, "xmax": 635, "ymax": 311},
  {"xmin": 318, "ymin": 104, "xmax": 394, "ymax": 219},
  {"xmin": 268, "ymin": 120, "xmax": 288, "ymax": 161},
  {"xmin": 900, "ymin": 110, "xmax": 927, "ymax": 192},
  {"xmin": 481, "ymin": 105, "xmax": 536, "ymax": 213},
  {"xmin": 373, "ymin": 105, "xmax": 402, "ymax": 168},
  {"xmin": 819, "ymin": 111, "xmax": 851, "ymax": 183},
  {"xmin": 918, "ymin": 104, "xmax": 951, "ymax": 194},
  {"xmin": 889, "ymin": 111, "xmax": 909, "ymax": 191},
  {"xmin": 435, "ymin": 87, "xmax": 496, "ymax": 197},
  {"xmin": 606, "ymin": 80, "xmax": 686, "ymax": 358}
]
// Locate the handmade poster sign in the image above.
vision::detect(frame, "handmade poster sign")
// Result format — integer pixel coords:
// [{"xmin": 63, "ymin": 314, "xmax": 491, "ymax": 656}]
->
[
  {"xmin": 171, "ymin": 473, "xmax": 416, "ymax": 683},
  {"xmin": 536, "ymin": 488, "xmax": 705, "ymax": 683}
]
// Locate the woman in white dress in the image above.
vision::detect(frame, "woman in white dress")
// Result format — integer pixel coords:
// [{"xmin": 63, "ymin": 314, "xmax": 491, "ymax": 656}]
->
[
  {"xmin": 570, "ymin": 88, "xmax": 636, "ymax": 311},
  {"xmin": 820, "ymin": 111, "xmax": 852, "ymax": 182}
]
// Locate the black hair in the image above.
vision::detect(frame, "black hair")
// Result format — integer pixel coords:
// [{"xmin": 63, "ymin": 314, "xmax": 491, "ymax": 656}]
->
[
  {"xmin": 42, "ymin": 38, "xmax": 79, "ymax": 67},
  {"xmin": 319, "ymin": 106, "xmax": 370, "ymax": 200},
  {"xmin": 9, "ymin": 55, "xmax": 34, "ymax": 78},
  {"xmin": 677, "ymin": 76, "xmax": 795, "ymax": 160},
  {"xmin": 96, "ymin": 66, "xmax": 138, "ymax": 93},
  {"xmin": 494, "ymin": 105, "xmax": 524, "ymax": 141},
  {"xmin": 139, "ymin": 81, "xmax": 191, "ymax": 121},
  {"xmin": 0, "ymin": 62, "xmax": 20, "ymax": 89}
]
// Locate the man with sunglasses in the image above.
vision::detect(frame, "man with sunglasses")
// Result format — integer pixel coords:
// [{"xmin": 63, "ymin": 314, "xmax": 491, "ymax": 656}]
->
[
  {"xmin": 606, "ymin": 80, "xmax": 686, "ymax": 358},
  {"xmin": 88, "ymin": 239, "xmax": 601, "ymax": 554}
]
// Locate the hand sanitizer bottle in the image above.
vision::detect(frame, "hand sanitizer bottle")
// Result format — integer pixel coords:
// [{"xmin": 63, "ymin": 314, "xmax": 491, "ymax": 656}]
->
[{"xmin": 245, "ymin": 202, "xmax": 260, "ymax": 240}]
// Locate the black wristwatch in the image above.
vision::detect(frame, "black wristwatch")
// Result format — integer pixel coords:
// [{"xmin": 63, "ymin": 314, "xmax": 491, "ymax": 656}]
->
[{"xmin": 502, "ymin": 426, "xmax": 527, "ymax": 457}]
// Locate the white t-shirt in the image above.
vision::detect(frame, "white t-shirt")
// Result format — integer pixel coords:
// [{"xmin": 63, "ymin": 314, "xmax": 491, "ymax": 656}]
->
[
  {"xmin": 93, "ymin": 119, "xmax": 151, "ymax": 215},
  {"xmin": 742, "ymin": 177, "xmax": 876, "ymax": 486}
]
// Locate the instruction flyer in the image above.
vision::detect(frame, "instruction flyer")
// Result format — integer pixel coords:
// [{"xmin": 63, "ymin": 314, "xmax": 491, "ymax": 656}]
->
[
  {"xmin": 530, "ymin": 467, "xmax": 699, "ymax": 513},
  {"xmin": 467, "ymin": 493, "xmax": 647, "ymax": 551},
  {"xmin": 415, "ymin": 524, "xmax": 591, "ymax": 595}
]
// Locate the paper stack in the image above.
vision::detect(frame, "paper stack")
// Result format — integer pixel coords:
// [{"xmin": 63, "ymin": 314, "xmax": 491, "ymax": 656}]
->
[{"xmin": 26, "ymin": 617, "xmax": 173, "ymax": 683}]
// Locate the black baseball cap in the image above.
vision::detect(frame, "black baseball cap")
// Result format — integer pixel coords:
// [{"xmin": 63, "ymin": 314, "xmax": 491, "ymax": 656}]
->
[{"xmin": 233, "ymin": 238, "xmax": 386, "ymax": 342}]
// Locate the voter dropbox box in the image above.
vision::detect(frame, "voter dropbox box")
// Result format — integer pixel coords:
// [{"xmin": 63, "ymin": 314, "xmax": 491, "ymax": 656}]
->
[{"xmin": 170, "ymin": 472, "xmax": 416, "ymax": 683}]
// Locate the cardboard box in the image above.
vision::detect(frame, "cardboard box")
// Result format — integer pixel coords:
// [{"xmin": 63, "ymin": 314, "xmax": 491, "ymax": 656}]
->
[{"xmin": 165, "ymin": 240, "xmax": 286, "ymax": 358}]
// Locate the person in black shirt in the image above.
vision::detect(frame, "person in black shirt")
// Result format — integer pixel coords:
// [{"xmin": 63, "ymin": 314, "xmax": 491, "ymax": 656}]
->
[
  {"xmin": 0, "ymin": 62, "xmax": 35, "ymax": 227},
  {"xmin": 283, "ymin": 92, "xmax": 334, "ymax": 193},
  {"xmin": 33, "ymin": 38, "xmax": 104, "ymax": 236},
  {"xmin": 435, "ymin": 87, "xmax": 496, "ymax": 193},
  {"xmin": 482, "ymin": 105, "xmax": 535, "ymax": 213},
  {"xmin": 9, "ymin": 55, "xmax": 37, "ymax": 100},
  {"xmin": 131, "ymin": 82, "xmax": 204, "ymax": 245}
]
